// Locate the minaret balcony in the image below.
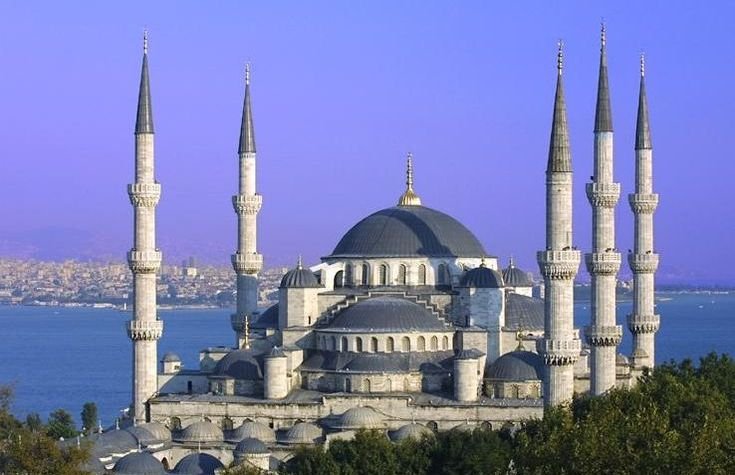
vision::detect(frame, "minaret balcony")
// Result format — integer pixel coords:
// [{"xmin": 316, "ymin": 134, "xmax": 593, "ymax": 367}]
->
[
  {"xmin": 232, "ymin": 253, "xmax": 263, "ymax": 274},
  {"xmin": 585, "ymin": 252, "xmax": 621, "ymax": 275},
  {"xmin": 128, "ymin": 183, "xmax": 161, "ymax": 207},
  {"xmin": 586, "ymin": 182, "xmax": 620, "ymax": 208},
  {"xmin": 232, "ymin": 194, "xmax": 263, "ymax": 215},
  {"xmin": 537, "ymin": 250, "xmax": 580, "ymax": 280},
  {"xmin": 537, "ymin": 338, "xmax": 581, "ymax": 366},
  {"xmin": 127, "ymin": 320, "xmax": 163, "ymax": 341},
  {"xmin": 628, "ymin": 253, "xmax": 659, "ymax": 273},
  {"xmin": 127, "ymin": 250, "xmax": 162, "ymax": 274},
  {"xmin": 628, "ymin": 193, "xmax": 659, "ymax": 214},
  {"xmin": 627, "ymin": 313, "xmax": 660, "ymax": 334},
  {"xmin": 584, "ymin": 325, "xmax": 623, "ymax": 346}
]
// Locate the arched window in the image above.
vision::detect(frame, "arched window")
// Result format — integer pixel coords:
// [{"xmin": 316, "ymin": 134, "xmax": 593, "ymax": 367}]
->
[
  {"xmin": 170, "ymin": 417, "xmax": 181, "ymax": 431},
  {"xmin": 344, "ymin": 264, "xmax": 353, "ymax": 287},
  {"xmin": 437, "ymin": 263, "xmax": 449, "ymax": 285},
  {"xmin": 430, "ymin": 335, "xmax": 438, "ymax": 350},
  {"xmin": 401, "ymin": 336, "xmax": 411, "ymax": 352},
  {"xmin": 386, "ymin": 337, "xmax": 395, "ymax": 352},
  {"xmin": 355, "ymin": 337, "xmax": 363, "ymax": 352},
  {"xmin": 397, "ymin": 264, "xmax": 407, "ymax": 285},
  {"xmin": 331, "ymin": 336, "xmax": 338, "ymax": 351},
  {"xmin": 334, "ymin": 270, "xmax": 344, "ymax": 288},
  {"xmin": 442, "ymin": 335, "xmax": 449, "ymax": 350},
  {"xmin": 387, "ymin": 378, "xmax": 393, "ymax": 392},
  {"xmin": 345, "ymin": 378, "xmax": 351, "ymax": 392},
  {"xmin": 418, "ymin": 264, "xmax": 427, "ymax": 285},
  {"xmin": 341, "ymin": 336, "xmax": 349, "ymax": 352},
  {"xmin": 363, "ymin": 378, "xmax": 371, "ymax": 392},
  {"xmin": 371, "ymin": 337, "xmax": 378, "ymax": 352},
  {"xmin": 362, "ymin": 264, "xmax": 370, "ymax": 286},
  {"xmin": 426, "ymin": 421, "xmax": 438, "ymax": 432},
  {"xmin": 417, "ymin": 336, "xmax": 426, "ymax": 351},
  {"xmin": 221, "ymin": 417, "xmax": 234, "ymax": 431},
  {"xmin": 404, "ymin": 378, "xmax": 411, "ymax": 392},
  {"xmin": 379, "ymin": 264, "xmax": 388, "ymax": 286}
]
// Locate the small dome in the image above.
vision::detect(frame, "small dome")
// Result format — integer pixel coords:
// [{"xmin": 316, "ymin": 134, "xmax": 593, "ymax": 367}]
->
[
  {"xmin": 455, "ymin": 349, "xmax": 484, "ymax": 360},
  {"xmin": 93, "ymin": 429, "xmax": 139, "ymax": 456},
  {"xmin": 451, "ymin": 422, "xmax": 477, "ymax": 433},
  {"xmin": 226, "ymin": 421, "xmax": 276, "ymax": 443},
  {"xmin": 328, "ymin": 296, "xmax": 446, "ymax": 332},
  {"xmin": 502, "ymin": 261, "xmax": 534, "ymax": 287},
  {"xmin": 176, "ymin": 420, "xmax": 224, "ymax": 444},
  {"xmin": 267, "ymin": 346, "xmax": 286, "ymax": 358},
  {"xmin": 125, "ymin": 426, "xmax": 157, "ymax": 446},
  {"xmin": 161, "ymin": 352, "xmax": 181, "ymax": 363},
  {"xmin": 138, "ymin": 422, "xmax": 171, "ymax": 443},
  {"xmin": 235, "ymin": 437, "xmax": 269, "ymax": 455},
  {"xmin": 280, "ymin": 261, "xmax": 321, "ymax": 288},
  {"xmin": 336, "ymin": 407, "xmax": 385, "ymax": 430},
  {"xmin": 213, "ymin": 349, "xmax": 263, "ymax": 380},
  {"xmin": 616, "ymin": 353, "xmax": 630, "ymax": 366},
  {"xmin": 460, "ymin": 265, "xmax": 503, "ymax": 288},
  {"xmin": 485, "ymin": 351, "xmax": 544, "ymax": 381},
  {"xmin": 112, "ymin": 452, "xmax": 166, "ymax": 475},
  {"xmin": 390, "ymin": 423, "xmax": 433, "ymax": 441},
  {"xmin": 281, "ymin": 422, "xmax": 322, "ymax": 445},
  {"xmin": 173, "ymin": 453, "xmax": 224, "ymax": 475}
]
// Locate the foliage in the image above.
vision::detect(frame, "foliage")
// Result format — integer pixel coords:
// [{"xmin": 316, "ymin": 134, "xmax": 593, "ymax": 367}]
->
[
  {"xmin": 47, "ymin": 408, "xmax": 78, "ymax": 440},
  {"xmin": 80, "ymin": 402, "xmax": 98, "ymax": 435},
  {"xmin": 25, "ymin": 412, "xmax": 44, "ymax": 433}
]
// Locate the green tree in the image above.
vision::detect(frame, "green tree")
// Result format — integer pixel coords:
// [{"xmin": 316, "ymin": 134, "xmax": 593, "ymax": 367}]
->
[
  {"xmin": 328, "ymin": 430, "xmax": 400, "ymax": 475},
  {"xmin": 80, "ymin": 402, "xmax": 97, "ymax": 435},
  {"xmin": 279, "ymin": 445, "xmax": 339, "ymax": 475},
  {"xmin": 429, "ymin": 427, "xmax": 512, "ymax": 475},
  {"xmin": 47, "ymin": 409, "xmax": 77, "ymax": 440},
  {"xmin": 25, "ymin": 412, "xmax": 44, "ymax": 433}
]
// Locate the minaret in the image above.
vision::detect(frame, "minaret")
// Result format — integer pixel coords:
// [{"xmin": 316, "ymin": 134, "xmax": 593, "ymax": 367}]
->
[
  {"xmin": 231, "ymin": 64, "xmax": 263, "ymax": 349},
  {"xmin": 585, "ymin": 24, "xmax": 622, "ymax": 395},
  {"xmin": 628, "ymin": 54, "xmax": 659, "ymax": 368},
  {"xmin": 127, "ymin": 31, "xmax": 163, "ymax": 423},
  {"xmin": 537, "ymin": 42, "xmax": 581, "ymax": 407}
]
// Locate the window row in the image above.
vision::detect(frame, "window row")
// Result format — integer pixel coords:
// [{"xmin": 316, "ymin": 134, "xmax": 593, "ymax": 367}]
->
[
  {"xmin": 318, "ymin": 333, "xmax": 452, "ymax": 353},
  {"xmin": 334, "ymin": 262, "xmax": 453, "ymax": 288}
]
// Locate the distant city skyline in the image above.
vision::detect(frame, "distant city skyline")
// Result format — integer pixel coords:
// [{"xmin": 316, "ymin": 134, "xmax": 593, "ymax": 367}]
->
[{"xmin": 0, "ymin": 2, "xmax": 733, "ymax": 284}]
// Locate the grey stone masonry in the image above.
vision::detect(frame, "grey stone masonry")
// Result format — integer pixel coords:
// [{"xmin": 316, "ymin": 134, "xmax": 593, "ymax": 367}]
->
[
  {"xmin": 538, "ymin": 43, "xmax": 581, "ymax": 407},
  {"xmin": 628, "ymin": 55, "xmax": 659, "ymax": 369},
  {"xmin": 232, "ymin": 65, "xmax": 263, "ymax": 349},
  {"xmin": 585, "ymin": 26, "xmax": 622, "ymax": 396},
  {"xmin": 128, "ymin": 32, "xmax": 163, "ymax": 424}
]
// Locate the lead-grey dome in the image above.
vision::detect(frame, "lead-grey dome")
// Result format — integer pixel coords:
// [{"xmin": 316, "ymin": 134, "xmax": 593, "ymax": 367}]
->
[
  {"xmin": 335, "ymin": 406, "xmax": 385, "ymax": 430},
  {"xmin": 329, "ymin": 206, "xmax": 487, "ymax": 258},
  {"xmin": 235, "ymin": 437, "xmax": 269, "ymax": 455},
  {"xmin": 460, "ymin": 265, "xmax": 503, "ymax": 288},
  {"xmin": 175, "ymin": 420, "xmax": 224, "ymax": 444},
  {"xmin": 226, "ymin": 421, "xmax": 276, "ymax": 443},
  {"xmin": 327, "ymin": 296, "xmax": 446, "ymax": 332},
  {"xmin": 485, "ymin": 351, "xmax": 543, "ymax": 381},
  {"xmin": 173, "ymin": 453, "xmax": 224, "ymax": 474},
  {"xmin": 138, "ymin": 422, "xmax": 171, "ymax": 443},
  {"xmin": 161, "ymin": 352, "xmax": 181, "ymax": 363},
  {"xmin": 213, "ymin": 349, "xmax": 263, "ymax": 380},
  {"xmin": 112, "ymin": 452, "xmax": 166, "ymax": 475},
  {"xmin": 281, "ymin": 422, "xmax": 322, "ymax": 445},
  {"xmin": 390, "ymin": 423, "xmax": 434, "ymax": 441},
  {"xmin": 502, "ymin": 262, "xmax": 533, "ymax": 287},
  {"xmin": 504, "ymin": 293, "xmax": 544, "ymax": 331},
  {"xmin": 280, "ymin": 266, "xmax": 321, "ymax": 288}
]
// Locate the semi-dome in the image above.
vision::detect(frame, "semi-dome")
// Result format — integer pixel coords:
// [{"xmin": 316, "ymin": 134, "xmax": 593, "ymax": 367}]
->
[
  {"xmin": 329, "ymin": 206, "xmax": 487, "ymax": 258},
  {"xmin": 336, "ymin": 406, "xmax": 385, "ymax": 430},
  {"xmin": 176, "ymin": 420, "xmax": 224, "ymax": 444},
  {"xmin": 281, "ymin": 422, "xmax": 322, "ymax": 445},
  {"xmin": 485, "ymin": 351, "xmax": 544, "ymax": 381},
  {"xmin": 112, "ymin": 452, "xmax": 166, "ymax": 475},
  {"xmin": 234, "ymin": 437, "xmax": 269, "ymax": 455},
  {"xmin": 460, "ymin": 265, "xmax": 503, "ymax": 288},
  {"xmin": 280, "ymin": 259, "xmax": 321, "ymax": 289},
  {"xmin": 502, "ymin": 260, "xmax": 534, "ymax": 287},
  {"xmin": 390, "ymin": 423, "xmax": 434, "ymax": 441},
  {"xmin": 173, "ymin": 453, "xmax": 224, "ymax": 475},
  {"xmin": 213, "ymin": 349, "xmax": 263, "ymax": 380},
  {"xmin": 327, "ymin": 296, "xmax": 446, "ymax": 332},
  {"xmin": 226, "ymin": 421, "xmax": 276, "ymax": 443}
]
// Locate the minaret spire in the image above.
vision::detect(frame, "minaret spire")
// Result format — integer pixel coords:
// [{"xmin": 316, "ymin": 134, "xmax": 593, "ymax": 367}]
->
[
  {"xmin": 538, "ymin": 40, "xmax": 581, "ymax": 407},
  {"xmin": 398, "ymin": 152, "xmax": 422, "ymax": 206},
  {"xmin": 127, "ymin": 31, "xmax": 163, "ymax": 423},
  {"xmin": 628, "ymin": 53, "xmax": 659, "ymax": 370},
  {"xmin": 231, "ymin": 64, "xmax": 263, "ymax": 349},
  {"xmin": 586, "ymin": 23, "xmax": 622, "ymax": 395}
]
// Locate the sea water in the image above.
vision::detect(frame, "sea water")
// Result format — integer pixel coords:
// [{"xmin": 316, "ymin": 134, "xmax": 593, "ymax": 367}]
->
[{"xmin": 0, "ymin": 292, "xmax": 733, "ymax": 425}]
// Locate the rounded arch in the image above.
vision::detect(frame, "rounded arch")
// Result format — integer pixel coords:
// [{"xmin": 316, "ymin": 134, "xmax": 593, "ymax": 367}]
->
[
  {"xmin": 363, "ymin": 378, "xmax": 371, "ymax": 392},
  {"xmin": 430, "ymin": 335, "xmax": 438, "ymax": 350},
  {"xmin": 437, "ymin": 263, "xmax": 450, "ymax": 285},
  {"xmin": 426, "ymin": 421, "xmax": 439, "ymax": 432},
  {"xmin": 401, "ymin": 336, "xmax": 411, "ymax": 352},
  {"xmin": 370, "ymin": 337, "xmax": 378, "ymax": 352},
  {"xmin": 169, "ymin": 417, "xmax": 181, "ymax": 431},
  {"xmin": 442, "ymin": 335, "xmax": 449, "ymax": 350},
  {"xmin": 361, "ymin": 263, "xmax": 370, "ymax": 285},
  {"xmin": 331, "ymin": 336, "xmax": 338, "ymax": 351},
  {"xmin": 397, "ymin": 264, "xmax": 407, "ymax": 285},
  {"xmin": 341, "ymin": 336, "xmax": 349, "ymax": 352},
  {"xmin": 355, "ymin": 337, "xmax": 363, "ymax": 352},
  {"xmin": 221, "ymin": 416, "xmax": 234, "ymax": 431},
  {"xmin": 417, "ymin": 336, "xmax": 426, "ymax": 351},
  {"xmin": 386, "ymin": 337, "xmax": 395, "ymax": 352},
  {"xmin": 334, "ymin": 270, "xmax": 345, "ymax": 288},
  {"xmin": 418, "ymin": 264, "xmax": 427, "ymax": 285},
  {"xmin": 379, "ymin": 264, "xmax": 389, "ymax": 286}
]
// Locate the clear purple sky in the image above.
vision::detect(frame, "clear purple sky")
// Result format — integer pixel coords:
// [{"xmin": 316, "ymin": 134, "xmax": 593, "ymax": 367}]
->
[{"xmin": 0, "ymin": 2, "xmax": 733, "ymax": 284}]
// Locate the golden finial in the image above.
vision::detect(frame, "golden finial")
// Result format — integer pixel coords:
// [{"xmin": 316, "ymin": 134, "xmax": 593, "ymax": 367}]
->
[
  {"xmin": 516, "ymin": 331, "xmax": 526, "ymax": 351},
  {"xmin": 245, "ymin": 63, "xmax": 251, "ymax": 86},
  {"xmin": 557, "ymin": 39, "xmax": 564, "ymax": 75},
  {"xmin": 600, "ymin": 20, "xmax": 606, "ymax": 48},
  {"xmin": 143, "ymin": 29, "xmax": 149, "ymax": 55},
  {"xmin": 244, "ymin": 315, "xmax": 250, "ymax": 349},
  {"xmin": 640, "ymin": 52, "xmax": 645, "ymax": 77},
  {"xmin": 398, "ymin": 152, "xmax": 422, "ymax": 206}
]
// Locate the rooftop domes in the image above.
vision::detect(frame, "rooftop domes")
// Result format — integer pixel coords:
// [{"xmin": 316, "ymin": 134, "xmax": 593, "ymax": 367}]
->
[
  {"xmin": 485, "ymin": 351, "xmax": 544, "ymax": 381},
  {"xmin": 138, "ymin": 422, "xmax": 171, "ymax": 443},
  {"xmin": 112, "ymin": 451, "xmax": 166, "ymax": 475},
  {"xmin": 502, "ymin": 259, "xmax": 534, "ymax": 287},
  {"xmin": 460, "ymin": 264, "xmax": 503, "ymax": 288},
  {"xmin": 329, "ymin": 205, "xmax": 487, "ymax": 259},
  {"xmin": 234, "ymin": 437, "xmax": 269, "ymax": 455},
  {"xmin": 335, "ymin": 406, "xmax": 385, "ymax": 430},
  {"xmin": 390, "ymin": 423, "xmax": 434, "ymax": 441},
  {"xmin": 280, "ymin": 258, "xmax": 321, "ymax": 289},
  {"xmin": 175, "ymin": 420, "xmax": 224, "ymax": 444},
  {"xmin": 173, "ymin": 452, "xmax": 224, "ymax": 474},
  {"xmin": 281, "ymin": 422, "xmax": 322, "ymax": 445},
  {"xmin": 327, "ymin": 296, "xmax": 446, "ymax": 332},
  {"xmin": 226, "ymin": 421, "xmax": 276, "ymax": 443},
  {"xmin": 213, "ymin": 349, "xmax": 263, "ymax": 380},
  {"xmin": 161, "ymin": 352, "xmax": 181, "ymax": 362}
]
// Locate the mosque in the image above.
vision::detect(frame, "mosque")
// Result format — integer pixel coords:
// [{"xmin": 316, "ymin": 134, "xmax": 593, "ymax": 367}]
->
[{"xmin": 93, "ymin": 26, "xmax": 660, "ymax": 474}]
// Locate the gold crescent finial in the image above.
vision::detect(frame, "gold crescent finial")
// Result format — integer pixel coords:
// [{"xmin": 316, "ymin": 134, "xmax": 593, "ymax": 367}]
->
[
  {"xmin": 398, "ymin": 152, "xmax": 422, "ymax": 206},
  {"xmin": 143, "ymin": 29, "xmax": 148, "ymax": 55},
  {"xmin": 245, "ymin": 63, "xmax": 251, "ymax": 86},
  {"xmin": 640, "ymin": 52, "xmax": 645, "ymax": 77},
  {"xmin": 557, "ymin": 39, "xmax": 564, "ymax": 75}
]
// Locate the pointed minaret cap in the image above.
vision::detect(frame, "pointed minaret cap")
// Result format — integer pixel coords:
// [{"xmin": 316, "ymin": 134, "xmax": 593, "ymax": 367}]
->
[
  {"xmin": 594, "ymin": 22, "xmax": 613, "ymax": 132},
  {"xmin": 135, "ymin": 30, "xmax": 154, "ymax": 134},
  {"xmin": 635, "ymin": 53, "xmax": 652, "ymax": 150},
  {"xmin": 238, "ymin": 63, "xmax": 257, "ymax": 154},
  {"xmin": 397, "ymin": 152, "xmax": 422, "ymax": 206},
  {"xmin": 547, "ymin": 40, "xmax": 572, "ymax": 173}
]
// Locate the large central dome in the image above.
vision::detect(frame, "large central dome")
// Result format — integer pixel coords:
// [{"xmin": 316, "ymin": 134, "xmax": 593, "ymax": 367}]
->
[{"xmin": 328, "ymin": 205, "xmax": 487, "ymax": 259}]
